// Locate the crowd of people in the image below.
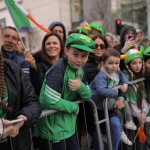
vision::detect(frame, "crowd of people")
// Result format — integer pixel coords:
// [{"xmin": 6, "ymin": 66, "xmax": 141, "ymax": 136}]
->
[{"xmin": 0, "ymin": 19, "xmax": 150, "ymax": 150}]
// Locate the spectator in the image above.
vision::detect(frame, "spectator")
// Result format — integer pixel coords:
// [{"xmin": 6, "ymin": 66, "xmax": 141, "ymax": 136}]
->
[
  {"xmin": 24, "ymin": 32, "xmax": 64, "ymax": 96},
  {"xmin": 0, "ymin": 33, "xmax": 42, "ymax": 149},
  {"xmin": 114, "ymin": 25, "xmax": 137, "ymax": 71},
  {"xmin": 36, "ymin": 33, "xmax": 95, "ymax": 150},
  {"xmin": 48, "ymin": 21, "xmax": 66, "ymax": 43},
  {"xmin": 89, "ymin": 21, "xmax": 105, "ymax": 38},
  {"xmin": 105, "ymin": 32, "xmax": 115, "ymax": 48},
  {"xmin": 1, "ymin": 26, "xmax": 30, "ymax": 79}
]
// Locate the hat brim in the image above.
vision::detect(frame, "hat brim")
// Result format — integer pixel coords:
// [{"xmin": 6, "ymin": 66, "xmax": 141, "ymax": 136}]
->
[{"xmin": 71, "ymin": 44, "xmax": 93, "ymax": 53}]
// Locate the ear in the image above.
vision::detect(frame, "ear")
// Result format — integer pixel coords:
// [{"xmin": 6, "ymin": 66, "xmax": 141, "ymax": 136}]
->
[{"xmin": 64, "ymin": 47, "xmax": 68, "ymax": 55}]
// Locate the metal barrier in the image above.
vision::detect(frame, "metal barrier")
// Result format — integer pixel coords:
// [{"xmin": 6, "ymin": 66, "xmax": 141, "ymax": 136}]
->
[{"xmin": 38, "ymin": 77, "xmax": 146, "ymax": 150}]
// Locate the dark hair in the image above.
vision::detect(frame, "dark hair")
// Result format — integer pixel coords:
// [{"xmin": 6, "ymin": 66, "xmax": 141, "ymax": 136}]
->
[
  {"xmin": 41, "ymin": 32, "xmax": 64, "ymax": 64},
  {"xmin": 125, "ymin": 60, "xmax": 147, "ymax": 108},
  {"xmin": 101, "ymin": 48, "xmax": 120, "ymax": 63},
  {"xmin": 92, "ymin": 34, "xmax": 109, "ymax": 48}
]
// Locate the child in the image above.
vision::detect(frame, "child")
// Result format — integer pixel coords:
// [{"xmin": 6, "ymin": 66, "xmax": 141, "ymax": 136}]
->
[
  {"xmin": 143, "ymin": 46, "xmax": 150, "ymax": 149},
  {"xmin": 36, "ymin": 33, "xmax": 95, "ymax": 150},
  {"xmin": 90, "ymin": 48, "xmax": 136, "ymax": 146},
  {"xmin": 124, "ymin": 49, "xmax": 149, "ymax": 128}
]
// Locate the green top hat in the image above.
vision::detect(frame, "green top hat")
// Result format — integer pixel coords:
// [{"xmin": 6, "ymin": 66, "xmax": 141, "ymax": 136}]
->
[
  {"xmin": 124, "ymin": 49, "xmax": 143, "ymax": 64},
  {"xmin": 65, "ymin": 33, "xmax": 95, "ymax": 53},
  {"xmin": 89, "ymin": 21, "xmax": 105, "ymax": 35}
]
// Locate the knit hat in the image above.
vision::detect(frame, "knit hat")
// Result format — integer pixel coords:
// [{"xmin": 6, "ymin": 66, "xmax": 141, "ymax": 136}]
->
[
  {"xmin": 65, "ymin": 33, "xmax": 95, "ymax": 53},
  {"xmin": 76, "ymin": 26, "xmax": 91, "ymax": 36},
  {"xmin": 89, "ymin": 21, "xmax": 105, "ymax": 35},
  {"xmin": 48, "ymin": 21, "xmax": 66, "ymax": 42},
  {"xmin": 124, "ymin": 49, "xmax": 143, "ymax": 64}
]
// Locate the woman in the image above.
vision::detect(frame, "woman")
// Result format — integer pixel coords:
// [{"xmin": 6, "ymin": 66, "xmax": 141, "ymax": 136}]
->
[
  {"xmin": 84, "ymin": 35, "xmax": 121, "ymax": 150},
  {"xmin": 25, "ymin": 32, "xmax": 64, "ymax": 96}
]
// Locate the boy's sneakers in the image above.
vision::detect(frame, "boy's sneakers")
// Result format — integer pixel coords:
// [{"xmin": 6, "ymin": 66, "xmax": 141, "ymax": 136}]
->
[
  {"xmin": 124, "ymin": 120, "xmax": 137, "ymax": 130},
  {"xmin": 121, "ymin": 131, "xmax": 132, "ymax": 145}
]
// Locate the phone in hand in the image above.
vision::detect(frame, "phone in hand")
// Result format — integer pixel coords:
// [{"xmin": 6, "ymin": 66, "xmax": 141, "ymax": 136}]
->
[{"xmin": 128, "ymin": 35, "xmax": 135, "ymax": 40}]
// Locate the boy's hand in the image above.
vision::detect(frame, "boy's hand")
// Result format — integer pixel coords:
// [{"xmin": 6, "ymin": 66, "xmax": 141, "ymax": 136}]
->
[
  {"xmin": 68, "ymin": 74, "xmax": 81, "ymax": 91},
  {"xmin": 120, "ymin": 84, "xmax": 128, "ymax": 93},
  {"xmin": 114, "ymin": 98, "xmax": 124, "ymax": 109},
  {"xmin": 139, "ymin": 112, "xmax": 146, "ymax": 127}
]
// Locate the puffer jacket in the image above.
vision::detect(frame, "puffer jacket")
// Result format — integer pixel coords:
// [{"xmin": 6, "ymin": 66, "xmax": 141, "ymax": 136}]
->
[{"xmin": 3, "ymin": 59, "xmax": 42, "ymax": 150}]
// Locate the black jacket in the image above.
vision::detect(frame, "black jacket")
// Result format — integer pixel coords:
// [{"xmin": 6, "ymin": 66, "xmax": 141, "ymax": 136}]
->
[
  {"xmin": 30, "ymin": 51, "xmax": 52, "ymax": 96},
  {"xmin": 83, "ymin": 55, "xmax": 99, "ymax": 84},
  {"xmin": 4, "ymin": 59, "xmax": 42, "ymax": 150}
]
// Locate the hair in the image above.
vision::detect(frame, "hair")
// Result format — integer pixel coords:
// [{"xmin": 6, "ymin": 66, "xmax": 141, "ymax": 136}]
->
[
  {"xmin": 92, "ymin": 34, "xmax": 109, "ymax": 48},
  {"xmin": 101, "ymin": 48, "xmax": 120, "ymax": 63},
  {"xmin": 125, "ymin": 58, "xmax": 148, "ymax": 108},
  {"xmin": 41, "ymin": 32, "xmax": 64, "ymax": 64}
]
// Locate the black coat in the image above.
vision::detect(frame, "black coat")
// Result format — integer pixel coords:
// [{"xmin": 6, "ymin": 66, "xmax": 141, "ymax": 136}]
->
[
  {"xmin": 83, "ymin": 55, "xmax": 99, "ymax": 84},
  {"xmin": 3, "ymin": 59, "xmax": 42, "ymax": 150},
  {"xmin": 30, "ymin": 51, "xmax": 52, "ymax": 96}
]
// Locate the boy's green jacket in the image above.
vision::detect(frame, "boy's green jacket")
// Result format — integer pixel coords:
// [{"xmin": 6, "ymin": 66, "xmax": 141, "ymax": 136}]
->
[{"xmin": 36, "ymin": 56, "xmax": 91, "ymax": 140}]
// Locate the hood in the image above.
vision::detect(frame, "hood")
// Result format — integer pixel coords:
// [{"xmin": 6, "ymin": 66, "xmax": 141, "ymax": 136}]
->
[
  {"xmin": 48, "ymin": 21, "xmax": 66, "ymax": 43},
  {"xmin": 120, "ymin": 25, "xmax": 136, "ymax": 47}
]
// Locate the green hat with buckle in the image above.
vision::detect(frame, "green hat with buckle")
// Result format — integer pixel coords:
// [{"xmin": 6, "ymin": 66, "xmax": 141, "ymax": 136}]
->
[
  {"xmin": 89, "ymin": 21, "xmax": 105, "ymax": 35},
  {"xmin": 65, "ymin": 33, "xmax": 95, "ymax": 53},
  {"xmin": 124, "ymin": 49, "xmax": 143, "ymax": 64}
]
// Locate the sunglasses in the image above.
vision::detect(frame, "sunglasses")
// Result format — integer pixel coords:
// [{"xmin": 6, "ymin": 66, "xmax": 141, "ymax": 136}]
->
[{"xmin": 95, "ymin": 44, "xmax": 105, "ymax": 49}]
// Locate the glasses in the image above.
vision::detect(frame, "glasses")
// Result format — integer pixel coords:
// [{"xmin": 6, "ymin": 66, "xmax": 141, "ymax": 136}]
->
[{"xmin": 95, "ymin": 44, "xmax": 105, "ymax": 49}]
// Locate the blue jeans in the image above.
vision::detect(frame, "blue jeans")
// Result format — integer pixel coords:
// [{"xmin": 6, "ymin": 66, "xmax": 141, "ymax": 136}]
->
[
  {"xmin": 90, "ymin": 116, "xmax": 120, "ymax": 150},
  {"xmin": 110, "ymin": 116, "xmax": 121, "ymax": 150},
  {"xmin": 38, "ymin": 134, "xmax": 79, "ymax": 150}
]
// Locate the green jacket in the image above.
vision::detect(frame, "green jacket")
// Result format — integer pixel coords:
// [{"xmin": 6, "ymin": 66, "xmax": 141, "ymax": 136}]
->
[{"xmin": 36, "ymin": 56, "xmax": 91, "ymax": 140}]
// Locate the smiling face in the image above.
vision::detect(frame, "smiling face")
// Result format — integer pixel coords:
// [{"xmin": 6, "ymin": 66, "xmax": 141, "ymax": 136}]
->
[
  {"xmin": 102, "ymin": 56, "xmax": 120, "ymax": 74},
  {"xmin": 65, "ymin": 47, "xmax": 89, "ymax": 69},
  {"xmin": 3, "ymin": 28, "xmax": 19, "ymax": 52},
  {"xmin": 45, "ymin": 35, "xmax": 61, "ymax": 59},
  {"xmin": 129, "ymin": 58, "xmax": 143, "ymax": 73}
]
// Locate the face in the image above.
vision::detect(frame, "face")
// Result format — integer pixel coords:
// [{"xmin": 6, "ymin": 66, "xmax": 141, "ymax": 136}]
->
[
  {"xmin": 3, "ymin": 28, "xmax": 19, "ymax": 52},
  {"xmin": 125, "ymin": 30, "xmax": 135, "ymax": 42},
  {"xmin": 103, "ymin": 56, "xmax": 120, "ymax": 74},
  {"xmin": 65, "ymin": 47, "xmax": 89, "ymax": 69},
  {"xmin": 105, "ymin": 36, "xmax": 113, "ymax": 47},
  {"xmin": 93, "ymin": 38, "xmax": 105, "ymax": 59},
  {"xmin": 15, "ymin": 41, "xmax": 23, "ymax": 52},
  {"xmin": 52, "ymin": 26, "xmax": 64, "ymax": 41},
  {"xmin": 89, "ymin": 29, "xmax": 100, "ymax": 39},
  {"xmin": 129, "ymin": 58, "xmax": 143, "ymax": 73},
  {"xmin": 45, "ymin": 35, "xmax": 61, "ymax": 58},
  {"xmin": 145, "ymin": 58, "xmax": 150, "ymax": 72}
]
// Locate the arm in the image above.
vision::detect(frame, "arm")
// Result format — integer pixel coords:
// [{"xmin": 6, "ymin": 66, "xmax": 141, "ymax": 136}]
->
[
  {"xmin": 40, "ymin": 66, "xmax": 78, "ymax": 114},
  {"xmin": 94, "ymin": 73, "xmax": 118, "ymax": 98},
  {"xmin": 16, "ymin": 70, "xmax": 42, "ymax": 128}
]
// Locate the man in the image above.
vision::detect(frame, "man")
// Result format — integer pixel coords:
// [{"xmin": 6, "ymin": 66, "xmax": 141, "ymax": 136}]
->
[
  {"xmin": 0, "ymin": 24, "xmax": 42, "ymax": 150},
  {"xmin": 1, "ymin": 26, "xmax": 30, "ymax": 79}
]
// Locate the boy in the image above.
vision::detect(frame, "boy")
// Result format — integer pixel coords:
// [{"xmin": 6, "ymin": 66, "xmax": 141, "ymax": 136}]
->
[
  {"xmin": 36, "ymin": 33, "xmax": 95, "ymax": 150},
  {"xmin": 90, "ymin": 48, "xmax": 136, "ymax": 146}
]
